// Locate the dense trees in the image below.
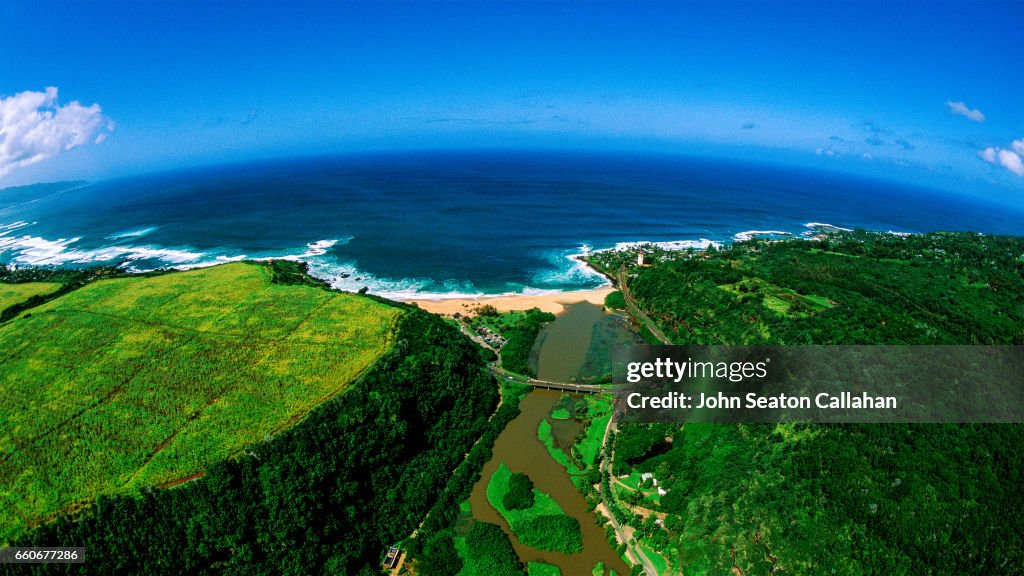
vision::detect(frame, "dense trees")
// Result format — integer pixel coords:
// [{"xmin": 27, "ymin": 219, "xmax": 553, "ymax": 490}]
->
[
  {"xmin": 614, "ymin": 425, "xmax": 672, "ymax": 464},
  {"xmin": 412, "ymin": 382, "xmax": 532, "ymax": 575},
  {"xmin": 503, "ymin": 472, "xmax": 536, "ymax": 510},
  {"xmin": 603, "ymin": 290, "xmax": 626, "ymax": 310},
  {"xmin": 462, "ymin": 522, "xmax": 526, "ymax": 576},
  {"xmin": 639, "ymin": 422, "xmax": 1024, "ymax": 575},
  {"xmin": 609, "ymin": 232, "xmax": 1024, "ymax": 575},
  {"xmin": 492, "ymin": 308, "xmax": 556, "ymax": 376}
]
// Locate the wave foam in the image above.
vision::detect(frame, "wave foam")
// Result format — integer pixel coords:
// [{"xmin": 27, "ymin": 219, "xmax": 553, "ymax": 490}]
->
[
  {"xmin": 593, "ymin": 238, "xmax": 722, "ymax": 253},
  {"xmin": 804, "ymin": 222, "xmax": 853, "ymax": 232},
  {"xmin": 0, "ymin": 232, "xmax": 207, "ymax": 267},
  {"xmin": 0, "ymin": 221, "xmax": 33, "ymax": 233},
  {"xmin": 733, "ymin": 230, "xmax": 792, "ymax": 242},
  {"xmin": 107, "ymin": 226, "xmax": 158, "ymax": 240},
  {"xmin": 531, "ymin": 245, "xmax": 611, "ymax": 288}
]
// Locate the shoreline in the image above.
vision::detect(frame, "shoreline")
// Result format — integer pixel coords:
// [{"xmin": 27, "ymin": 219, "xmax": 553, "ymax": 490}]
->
[{"xmin": 404, "ymin": 286, "xmax": 614, "ymax": 316}]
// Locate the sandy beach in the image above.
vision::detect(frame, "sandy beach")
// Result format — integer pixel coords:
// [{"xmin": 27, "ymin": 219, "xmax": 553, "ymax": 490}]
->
[{"xmin": 404, "ymin": 287, "xmax": 614, "ymax": 316}]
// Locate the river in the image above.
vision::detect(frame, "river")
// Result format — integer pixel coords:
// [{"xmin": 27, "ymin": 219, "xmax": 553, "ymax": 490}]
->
[{"xmin": 463, "ymin": 302, "xmax": 641, "ymax": 574}]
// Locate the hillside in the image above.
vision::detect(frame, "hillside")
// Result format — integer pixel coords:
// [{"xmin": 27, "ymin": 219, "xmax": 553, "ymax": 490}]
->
[
  {"xmin": 3, "ymin": 260, "xmax": 499, "ymax": 574},
  {"xmin": 588, "ymin": 232, "xmax": 1024, "ymax": 575},
  {"xmin": 0, "ymin": 282, "xmax": 60, "ymax": 313},
  {"xmin": 0, "ymin": 261, "xmax": 402, "ymax": 542}
]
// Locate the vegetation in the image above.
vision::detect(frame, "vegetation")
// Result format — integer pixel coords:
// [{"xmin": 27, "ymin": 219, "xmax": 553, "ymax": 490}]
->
[
  {"xmin": 456, "ymin": 521, "xmax": 525, "ymax": 576},
  {"xmin": 0, "ymin": 281, "xmax": 59, "ymax": 313},
  {"xmin": 550, "ymin": 407, "xmax": 571, "ymax": 420},
  {"xmin": 575, "ymin": 396, "xmax": 613, "ymax": 469},
  {"xmin": 539, "ymin": 395, "xmax": 614, "ymax": 479},
  {"xmin": 614, "ymin": 425, "xmax": 672, "ymax": 465},
  {"xmin": 623, "ymin": 231, "xmax": 1024, "ymax": 344},
  {"xmin": 0, "ymin": 263, "xmax": 123, "ymax": 322},
  {"xmin": 7, "ymin": 260, "xmax": 500, "ymax": 575},
  {"xmin": 503, "ymin": 471, "xmax": 536, "ymax": 510},
  {"xmin": 469, "ymin": 307, "xmax": 556, "ymax": 376},
  {"xmin": 0, "ymin": 262, "xmax": 400, "ymax": 542},
  {"xmin": 527, "ymin": 562, "xmax": 561, "ymax": 576},
  {"xmin": 538, "ymin": 419, "xmax": 583, "ymax": 475},
  {"xmin": 603, "ymin": 290, "xmax": 626, "ymax": 310},
  {"xmin": 486, "ymin": 463, "xmax": 583, "ymax": 554},
  {"xmin": 596, "ymin": 232, "xmax": 1024, "ymax": 575},
  {"xmin": 412, "ymin": 381, "xmax": 532, "ymax": 576}
]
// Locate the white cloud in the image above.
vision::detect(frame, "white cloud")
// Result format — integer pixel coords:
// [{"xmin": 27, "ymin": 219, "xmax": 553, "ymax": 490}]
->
[
  {"xmin": 979, "ymin": 141, "xmax": 1024, "ymax": 177},
  {"xmin": 998, "ymin": 149, "xmax": 1024, "ymax": 176},
  {"xmin": 0, "ymin": 87, "xmax": 113, "ymax": 177},
  {"xmin": 945, "ymin": 100, "xmax": 985, "ymax": 122}
]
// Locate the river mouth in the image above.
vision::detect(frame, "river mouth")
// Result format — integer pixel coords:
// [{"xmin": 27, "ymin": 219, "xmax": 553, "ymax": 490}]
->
[
  {"xmin": 461, "ymin": 302, "xmax": 641, "ymax": 574},
  {"xmin": 531, "ymin": 301, "xmax": 643, "ymax": 383}
]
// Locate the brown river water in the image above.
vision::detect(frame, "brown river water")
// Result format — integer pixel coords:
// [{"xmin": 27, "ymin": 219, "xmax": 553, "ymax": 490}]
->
[{"xmin": 463, "ymin": 302, "xmax": 641, "ymax": 574}]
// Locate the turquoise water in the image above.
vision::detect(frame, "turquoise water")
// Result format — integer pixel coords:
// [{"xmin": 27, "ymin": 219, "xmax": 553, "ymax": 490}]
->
[{"xmin": 2, "ymin": 151, "xmax": 1022, "ymax": 298}]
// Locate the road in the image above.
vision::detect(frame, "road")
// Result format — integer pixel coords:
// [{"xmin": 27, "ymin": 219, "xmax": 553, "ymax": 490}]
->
[
  {"xmin": 617, "ymin": 264, "xmax": 672, "ymax": 345},
  {"xmin": 487, "ymin": 364, "xmax": 612, "ymax": 393},
  {"xmin": 598, "ymin": 416, "xmax": 659, "ymax": 576}
]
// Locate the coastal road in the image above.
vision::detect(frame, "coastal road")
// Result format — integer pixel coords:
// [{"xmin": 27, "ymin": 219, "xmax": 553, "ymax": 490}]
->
[
  {"xmin": 599, "ymin": 416, "xmax": 659, "ymax": 576},
  {"xmin": 617, "ymin": 264, "xmax": 672, "ymax": 345}
]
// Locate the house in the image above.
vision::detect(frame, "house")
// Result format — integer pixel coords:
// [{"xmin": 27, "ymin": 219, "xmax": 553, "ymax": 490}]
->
[{"xmin": 384, "ymin": 546, "xmax": 401, "ymax": 569}]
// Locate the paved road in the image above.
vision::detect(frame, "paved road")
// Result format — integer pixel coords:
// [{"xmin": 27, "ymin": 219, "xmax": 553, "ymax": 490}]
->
[
  {"xmin": 599, "ymin": 417, "xmax": 659, "ymax": 576},
  {"xmin": 617, "ymin": 264, "xmax": 672, "ymax": 345},
  {"xmin": 487, "ymin": 365, "xmax": 612, "ymax": 393}
]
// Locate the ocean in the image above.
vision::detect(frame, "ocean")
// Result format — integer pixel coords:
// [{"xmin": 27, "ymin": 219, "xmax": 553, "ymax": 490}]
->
[{"xmin": 2, "ymin": 151, "xmax": 1022, "ymax": 298}]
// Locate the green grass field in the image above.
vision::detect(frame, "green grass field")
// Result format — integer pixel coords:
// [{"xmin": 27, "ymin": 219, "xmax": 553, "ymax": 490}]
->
[
  {"xmin": 0, "ymin": 262, "xmax": 401, "ymax": 542},
  {"xmin": 0, "ymin": 281, "xmax": 60, "ymax": 311},
  {"xmin": 550, "ymin": 407, "xmax": 571, "ymax": 420},
  {"xmin": 637, "ymin": 541, "xmax": 668, "ymax": 575}
]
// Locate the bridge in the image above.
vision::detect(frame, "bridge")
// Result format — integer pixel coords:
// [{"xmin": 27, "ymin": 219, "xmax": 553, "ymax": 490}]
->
[{"xmin": 487, "ymin": 365, "xmax": 617, "ymax": 394}]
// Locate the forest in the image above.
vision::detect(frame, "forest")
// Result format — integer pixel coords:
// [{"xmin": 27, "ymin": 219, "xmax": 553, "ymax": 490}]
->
[{"xmin": 602, "ymin": 231, "xmax": 1024, "ymax": 575}]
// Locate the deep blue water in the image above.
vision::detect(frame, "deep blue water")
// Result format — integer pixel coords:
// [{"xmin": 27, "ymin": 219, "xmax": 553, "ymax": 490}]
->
[{"xmin": 2, "ymin": 151, "xmax": 1023, "ymax": 298}]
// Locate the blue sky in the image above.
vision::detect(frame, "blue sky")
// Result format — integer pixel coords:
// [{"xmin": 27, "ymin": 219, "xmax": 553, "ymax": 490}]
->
[{"xmin": 1, "ymin": 0, "xmax": 1022, "ymax": 199}]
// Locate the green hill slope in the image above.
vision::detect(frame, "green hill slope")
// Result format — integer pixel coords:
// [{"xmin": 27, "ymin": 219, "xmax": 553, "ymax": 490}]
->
[
  {"xmin": 0, "ymin": 262, "xmax": 400, "ymax": 542},
  {"xmin": 595, "ymin": 232, "xmax": 1024, "ymax": 575},
  {"xmin": 5, "ymin": 261, "xmax": 499, "ymax": 575}
]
